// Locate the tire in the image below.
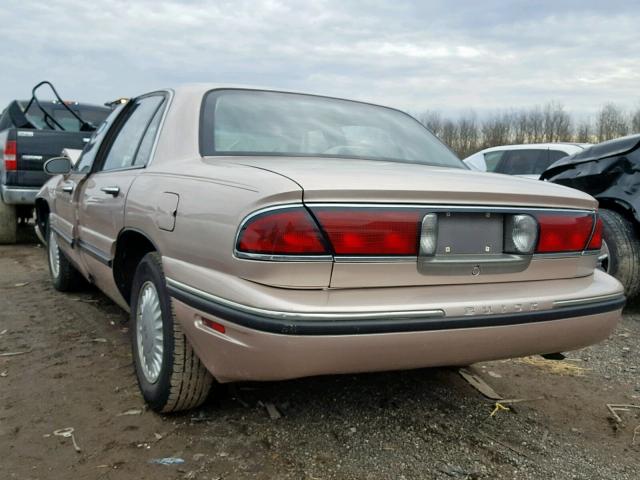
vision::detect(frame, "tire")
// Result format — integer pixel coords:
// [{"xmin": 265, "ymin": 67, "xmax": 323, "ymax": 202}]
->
[
  {"xmin": 130, "ymin": 252, "xmax": 213, "ymax": 413},
  {"xmin": 47, "ymin": 223, "xmax": 85, "ymax": 291},
  {"xmin": 599, "ymin": 208, "xmax": 640, "ymax": 299},
  {"xmin": 0, "ymin": 199, "xmax": 17, "ymax": 244}
]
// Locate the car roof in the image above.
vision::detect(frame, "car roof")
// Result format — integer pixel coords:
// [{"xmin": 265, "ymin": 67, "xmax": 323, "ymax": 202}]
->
[{"xmin": 166, "ymin": 83, "xmax": 408, "ymax": 114}]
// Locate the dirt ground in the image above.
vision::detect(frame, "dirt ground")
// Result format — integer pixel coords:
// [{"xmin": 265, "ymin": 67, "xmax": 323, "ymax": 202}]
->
[{"xmin": 1, "ymin": 243, "xmax": 639, "ymax": 480}]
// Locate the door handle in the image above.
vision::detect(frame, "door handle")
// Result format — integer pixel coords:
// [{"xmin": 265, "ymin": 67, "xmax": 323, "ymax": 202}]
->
[
  {"xmin": 61, "ymin": 184, "xmax": 74, "ymax": 193},
  {"xmin": 101, "ymin": 186, "xmax": 120, "ymax": 197}
]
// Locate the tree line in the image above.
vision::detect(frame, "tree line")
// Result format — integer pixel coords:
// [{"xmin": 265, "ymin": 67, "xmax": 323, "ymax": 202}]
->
[{"xmin": 416, "ymin": 102, "xmax": 640, "ymax": 158}]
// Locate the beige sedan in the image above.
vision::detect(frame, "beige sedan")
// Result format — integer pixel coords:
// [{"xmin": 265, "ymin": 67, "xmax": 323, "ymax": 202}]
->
[{"xmin": 36, "ymin": 85, "xmax": 624, "ymax": 412}]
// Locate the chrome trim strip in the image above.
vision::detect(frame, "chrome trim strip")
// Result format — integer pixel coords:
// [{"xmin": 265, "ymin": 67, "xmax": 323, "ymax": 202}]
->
[
  {"xmin": 553, "ymin": 293, "xmax": 625, "ymax": 309},
  {"xmin": 235, "ymin": 251, "xmax": 333, "ymax": 262},
  {"xmin": 50, "ymin": 224, "xmax": 74, "ymax": 247},
  {"xmin": 166, "ymin": 278, "xmax": 445, "ymax": 320},
  {"xmin": 586, "ymin": 211, "xmax": 598, "ymax": 250},
  {"xmin": 535, "ymin": 252, "xmax": 585, "ymax": 259},
  {"xmin": 306, "ymin": 203, "xmax": 594, "ymax": 214},
  {"xmin": 77, "ymin": 239, "xmax": 112, "ymax": 267},
  {"xmin": 333, "ymin": 256, "xmax": 416, "ymax": 263}
]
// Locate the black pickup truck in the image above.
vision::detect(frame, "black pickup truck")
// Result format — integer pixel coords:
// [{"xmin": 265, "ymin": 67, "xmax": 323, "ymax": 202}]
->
[{"xmin": 0, "ymin": 84, "xmax": 110, "ymax": 243}]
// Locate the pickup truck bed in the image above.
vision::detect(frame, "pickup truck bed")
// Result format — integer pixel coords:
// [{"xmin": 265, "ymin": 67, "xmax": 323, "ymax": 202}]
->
[{"xmin": 0, "ymin": 98, "xmax": 110, "ymax": 243}]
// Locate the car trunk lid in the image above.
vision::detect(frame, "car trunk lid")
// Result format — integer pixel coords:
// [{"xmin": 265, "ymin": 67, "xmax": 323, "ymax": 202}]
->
[
  {"xmin": 232, "ymin": 157, "xmax": 596, "ymax": 209},
  {"xmin": 227, "ymin": 157, "xmax": 599, "ymax": 288}
]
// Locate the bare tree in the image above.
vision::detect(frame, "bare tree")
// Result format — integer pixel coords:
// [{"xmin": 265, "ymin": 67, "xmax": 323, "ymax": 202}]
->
[
  {"xmin": 416, "ymin": 101, "xmax": 636, "ymax": 158},
  {"xmin": 527, "ymin": 107, "xmax": 545, "ymax": 143},
  {"xmin": 440, "ymin": 119, "xmax": 458, "ymax": 151},
  {"xmin": 418, "ymin": 111, "xmax": 443, "ymax": 138},
  {"xmin": 481, "ymin": 113, "xmax": 511, "ymax": 148},
  {"xmin": 596, "ymin": 103, "xmax": 629, "ymax": 141},
  {"xmin": 576, "ymin": 120, "xmax": 593, "ymax": 143},
  {"xmin": 512, "ymin": 110, "xmax": 529, "ymax": 144},
  {"xmin": 542, "ymin": 102, "xmax": 572, "ymax": 142},
  {"xmin": 456, "ymin": 112, "xmax": 479, "ymax": 158},
  {"xmin": 631, "ymin": 107, "xmax": 640, "ymax": 134}
]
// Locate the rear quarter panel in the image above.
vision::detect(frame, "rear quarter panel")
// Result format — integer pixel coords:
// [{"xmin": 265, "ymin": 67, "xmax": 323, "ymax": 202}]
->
[{"xmin": 124, "ymin": 160, "xmax": 333, "ymax": 289}]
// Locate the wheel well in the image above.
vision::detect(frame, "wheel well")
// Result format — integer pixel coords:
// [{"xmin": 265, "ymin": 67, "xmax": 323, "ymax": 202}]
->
[
  {"xmin": 34, "ymin": 199, "xmax": 50, "ymax": 234},
  {"xmin": 113, "ymin": 230, "xmax": 157, "ymax": 304},
  {"xmin": 598, "ymin": 199, "xmax": 637, "ymax": 223}
]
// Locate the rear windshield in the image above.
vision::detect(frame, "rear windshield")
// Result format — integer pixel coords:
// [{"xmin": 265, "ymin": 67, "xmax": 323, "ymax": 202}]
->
[
  {"xmin": 22, "ymin": 103, "xmax": 110, "ymax": 131},
  {"xmin": 200, "ymin": 89, "xmax": 464, "ymax": 168}
]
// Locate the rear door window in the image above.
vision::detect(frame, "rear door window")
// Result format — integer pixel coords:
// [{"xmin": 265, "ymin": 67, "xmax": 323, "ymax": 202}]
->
[
  {"xmin": 494, "ymin": 149, "xmax": 554, "ymax": 175},
  {"xmin": 132, "ymin": 102, "xmax": 166, "ymax": 167},
  {"xmin": 548, "ymin": 149, "xmax": 569, "ymax": 163},
  {"xmin": 483, "ymin": 151, "xmax": 506, "ymax": 172},
  {"xmin": 99, "ymin": 96, "xmax": 165, "ymax": 172}
]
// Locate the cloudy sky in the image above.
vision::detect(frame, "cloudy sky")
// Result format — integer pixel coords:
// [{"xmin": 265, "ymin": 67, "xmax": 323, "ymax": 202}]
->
[{"xmin": 1, "ymin": 0, "xmax": 639, "ymax": 117}]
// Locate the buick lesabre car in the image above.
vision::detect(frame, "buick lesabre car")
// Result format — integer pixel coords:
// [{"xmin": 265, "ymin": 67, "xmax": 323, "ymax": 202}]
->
[{"xmin": 36, "ymin": 85, "xmax": 625, "ymax": 412}]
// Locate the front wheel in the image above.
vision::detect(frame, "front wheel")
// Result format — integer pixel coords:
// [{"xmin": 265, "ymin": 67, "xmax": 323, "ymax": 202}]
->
[
  {"xmin": 130, "ymin": 252, "xmax": 213, "ymax": 412},
  {"xmin": 598, "ymin": 209, "xmax": 640, "ymax": 299},
  {"xmin": 47, "ymin": 223, "xmax": 85, "ymax": 291}
]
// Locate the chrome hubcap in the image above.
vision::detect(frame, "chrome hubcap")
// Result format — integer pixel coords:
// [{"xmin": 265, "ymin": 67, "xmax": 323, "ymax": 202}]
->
[
  {"xmin": 597, "ymin": 240, "xmax": 610, "ymax": 272},
  {"xmin": 136, "ymin": 281, "xmax": 164, "ymax": 383},
  {"xmin": 48, "ymin": 230, "xmax": 60, "ymax": 279}
]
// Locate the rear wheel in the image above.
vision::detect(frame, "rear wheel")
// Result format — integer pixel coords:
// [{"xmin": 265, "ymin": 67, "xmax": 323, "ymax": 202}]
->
[
  {"xmin": 47, "ymin": 223, "xmax": 85, "ymax": 291},
  {"xmin": 131, "ymin": 252, "xmax": 213, "ymax": 412},
  {"xmin": 0, "ymin": 199, "xmax": 17, "ymax": 244},
  {"xmin": 598, "ymin": 208, "xmax": 640, "ymax": 299}
]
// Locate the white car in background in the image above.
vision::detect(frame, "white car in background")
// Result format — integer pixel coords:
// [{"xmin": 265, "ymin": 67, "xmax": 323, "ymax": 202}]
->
[{"xmin": 463, "ymin": 143, "xmax": 590, "ymax": 179}]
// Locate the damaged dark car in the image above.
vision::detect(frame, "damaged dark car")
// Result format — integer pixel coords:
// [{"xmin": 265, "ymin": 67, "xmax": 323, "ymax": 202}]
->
[{"xmin": 542, "ymin": 134, "xmax": 640, "ymax": 299}]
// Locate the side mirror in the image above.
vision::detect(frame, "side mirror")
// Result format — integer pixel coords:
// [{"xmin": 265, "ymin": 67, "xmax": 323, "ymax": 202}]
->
[{"xmin": 44, "ymin": 156, "xmax": 72, "ymax": 175}]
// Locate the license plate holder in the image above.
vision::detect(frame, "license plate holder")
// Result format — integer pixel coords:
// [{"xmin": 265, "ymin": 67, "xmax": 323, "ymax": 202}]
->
[{"xmin": 435, "ymin": 212, "xmax": 503, "ymax": 255}]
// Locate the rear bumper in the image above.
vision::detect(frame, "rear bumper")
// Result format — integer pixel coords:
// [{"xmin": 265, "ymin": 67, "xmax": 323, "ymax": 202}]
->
[
  {"xmin": 168, "ymin": 278, "xmax": 623, "ymax": 335},
  {"xmin": 1, "ymin": 185, "xmax": 39, "ymax": 205},
  {"xmin": 166, "ymin": 269, "xmax": 624, "ymax": 382}
]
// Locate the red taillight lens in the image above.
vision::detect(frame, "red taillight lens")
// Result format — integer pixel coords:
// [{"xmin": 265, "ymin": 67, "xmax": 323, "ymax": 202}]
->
[
  {"xmin": 312, "ymin": 208, "xmax": 421, "ymax": 255},
  {"xmin": 236, "ymin": 208, "xmax": 328, "ymax": 255},
  {"xmin": 587, "ymin": 215, "xmax": 603, "ymax": 250},
  {"xmin": 535, "ymin": 213, "xmax": 594, "ymax": 253},
  {"xmin": 3, "ymin": 140, "xmax": 17, "ymax": 171}
]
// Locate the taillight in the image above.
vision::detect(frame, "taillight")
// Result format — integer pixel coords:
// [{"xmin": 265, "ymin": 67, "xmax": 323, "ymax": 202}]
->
[
  {"xmin": 3, "ymin": 140, "xmax": 17, "ymax": 171},
  {"xmin": 535, "ymin": 213, "xmax": 594, "ymax": 253},
  {"xmin": 236, "ymin": 207, "xmax": 328, "ymax": 255},
  {"xmin": 587, "ymin": 215, "xmax": 603, "ymax": 250},
  {"xmin": 236, "ymin": 206, "xmax": 603, "ymax": 259},
  {"xmin": 312, "ymin": 208, "xmax": 422, "ymax": 255}
]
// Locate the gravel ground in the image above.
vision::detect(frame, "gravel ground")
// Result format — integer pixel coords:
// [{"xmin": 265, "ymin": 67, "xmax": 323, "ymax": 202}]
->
[{"xmin": 0, "ymin": 243, "xmax": 639, "ymax": 479}]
